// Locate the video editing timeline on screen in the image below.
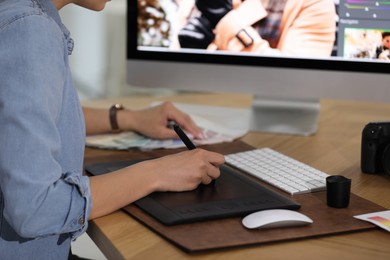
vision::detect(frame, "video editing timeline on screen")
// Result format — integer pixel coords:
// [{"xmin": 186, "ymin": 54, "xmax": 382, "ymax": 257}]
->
[{"xmin": 339, "ymin": 0, "xmax": 390, "ymax": 19}]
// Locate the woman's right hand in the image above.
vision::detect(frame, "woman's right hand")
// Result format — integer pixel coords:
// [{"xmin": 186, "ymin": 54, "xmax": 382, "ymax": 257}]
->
[{"xmin": 141, "ymin": 149, "xmax": 225, "ymax": 192}]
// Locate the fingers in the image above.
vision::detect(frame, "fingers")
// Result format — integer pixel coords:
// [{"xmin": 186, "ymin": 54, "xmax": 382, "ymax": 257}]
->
[
  {"xmin": 206, "ymin": 159, "xmax": 223, "ymax": 179},
  {"xmin": 192, "ymin": 149, "xmax": 224, "ymax": 184},
  {"xmin": 201, "ymin": 174, "xmax": 213, "ymax": 185},
  {"xmin": 162, "ymin": 102, "xmax": 203, "ymax": 139},
  {"xmin": 204, "ymin": 149, "xmax": 226, "ymax": 168},
  {"xmin": 201, "ymin": 167, "xmax": 219, "ymax": 185},
  {"xmin": 152, "ymin": 149, "xmax": 225, "ymax": 191},
  {"xmin": 128, "ymin": 101, "xmax": 202, "ymax": 140},
  {"xmin": 178, "ymin": 118, "xmax": 202, "ymax": 139}
]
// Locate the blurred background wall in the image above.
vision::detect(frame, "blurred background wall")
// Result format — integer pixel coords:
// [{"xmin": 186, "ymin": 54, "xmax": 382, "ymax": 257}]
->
[{"xmin": 60, "ymin": 0, "xmax": 128, "ymax": 99}]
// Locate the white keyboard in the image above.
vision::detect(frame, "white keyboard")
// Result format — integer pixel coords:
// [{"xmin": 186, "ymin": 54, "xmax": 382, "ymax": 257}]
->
[{"xmin": 225, "ymin": 148, "xmax": 330, "ymax": 195}]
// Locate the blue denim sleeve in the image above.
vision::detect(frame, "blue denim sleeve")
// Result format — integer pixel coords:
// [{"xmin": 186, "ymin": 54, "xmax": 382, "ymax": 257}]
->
[{"xmin": 0, "ymin": 12, "xmax": 91, "ymax": 239}]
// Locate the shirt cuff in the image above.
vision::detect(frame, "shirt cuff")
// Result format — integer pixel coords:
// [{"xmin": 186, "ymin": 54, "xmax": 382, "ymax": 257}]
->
[{"xmin": 63, "ymin": 172, "xmax": 91, "ymax": 240}]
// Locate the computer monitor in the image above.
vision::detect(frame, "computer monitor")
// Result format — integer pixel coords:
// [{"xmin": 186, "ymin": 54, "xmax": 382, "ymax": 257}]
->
[{"xmin": 126, "ymin": 0, "xmax": 390, "ymax": 135}]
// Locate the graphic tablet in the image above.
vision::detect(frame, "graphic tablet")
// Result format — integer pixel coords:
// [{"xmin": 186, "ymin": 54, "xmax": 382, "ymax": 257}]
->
[{"xmin": 85, "ymin": 159, "xmax": 300, "ymax": 225}]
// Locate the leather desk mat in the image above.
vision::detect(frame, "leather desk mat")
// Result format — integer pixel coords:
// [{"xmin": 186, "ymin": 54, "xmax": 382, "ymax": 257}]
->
[
  {"xmin": 124, "ymin": 191, "xmax": 385, "ymax": 252},
  {"xmin": 87, "ymin": 141, "xmax": 386, "ymax": 252}
]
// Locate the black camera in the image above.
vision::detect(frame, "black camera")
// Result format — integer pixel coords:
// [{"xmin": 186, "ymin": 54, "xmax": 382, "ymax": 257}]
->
[{"xmin": 361, "ymin": 122, "xmax": 390, "ymax": 175}]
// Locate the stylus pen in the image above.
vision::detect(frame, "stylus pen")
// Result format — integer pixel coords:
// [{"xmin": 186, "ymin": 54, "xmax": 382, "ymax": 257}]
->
[
  {"xmin": 173, "ymin": 123, "xmax": 196, "ymax": 150},
  {"xmin": 173, "ymin": 123, "xmax": 216, "ymax": 186}
]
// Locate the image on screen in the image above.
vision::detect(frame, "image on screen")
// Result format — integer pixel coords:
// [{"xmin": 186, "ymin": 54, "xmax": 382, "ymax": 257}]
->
[{"xmin": 134, "ymin": 0, "xmax": 390, "ymax": 63}]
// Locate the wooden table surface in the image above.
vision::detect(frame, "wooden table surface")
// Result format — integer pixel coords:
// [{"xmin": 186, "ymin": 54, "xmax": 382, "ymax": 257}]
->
[{"xmin": 82, "ymin": 92, "xmax": 390, "ymax": 259}]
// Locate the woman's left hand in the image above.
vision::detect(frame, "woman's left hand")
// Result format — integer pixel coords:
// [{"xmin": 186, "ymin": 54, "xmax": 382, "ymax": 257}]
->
[{"xmin": 119, "ymin": 101, "xmax": 202, "ymax": 139}]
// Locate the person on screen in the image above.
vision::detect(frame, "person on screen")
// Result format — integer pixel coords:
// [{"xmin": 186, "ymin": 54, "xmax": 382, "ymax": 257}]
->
[
  {"xmin": 175, "ymin": 0, "xmax": 336, "ymax": 57},
  {"xmin": 0, "ymin": 0, "xmax": 224, "ymax": 259},
  {"xmin": 376, "ymin": 32, "xmax": 390, "ymax": 60}
]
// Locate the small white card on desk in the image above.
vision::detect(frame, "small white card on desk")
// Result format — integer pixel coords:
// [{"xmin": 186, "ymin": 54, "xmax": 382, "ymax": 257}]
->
[{"xmin": 354, "ymin": 210, "xmax": 390, "ymax": 232}]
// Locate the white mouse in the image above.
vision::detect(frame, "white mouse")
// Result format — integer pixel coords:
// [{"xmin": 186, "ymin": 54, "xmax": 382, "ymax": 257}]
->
[{"xmin": 242, "ymin": 209, "xmax": 313, "ymax": 229}]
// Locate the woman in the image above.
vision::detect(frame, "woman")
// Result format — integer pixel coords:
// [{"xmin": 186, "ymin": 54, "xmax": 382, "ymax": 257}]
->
[{"xmin": 0, "ymin": 0, "xmax": 225, "ymax": 258}]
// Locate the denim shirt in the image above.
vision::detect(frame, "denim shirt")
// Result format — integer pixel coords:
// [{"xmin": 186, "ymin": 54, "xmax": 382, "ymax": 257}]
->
[{"xmin": 0, "ymin": 0, "xmax": 91, "ymax": 259}]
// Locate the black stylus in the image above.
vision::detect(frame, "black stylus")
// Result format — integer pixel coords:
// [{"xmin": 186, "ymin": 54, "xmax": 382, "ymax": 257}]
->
[
  {"xmin": 173, "ymin": 123, "xmax": 216, "ymax": 186},
  {"xmin": 173, "ymin": 123, "xmax": 196, "ymax": 150}
]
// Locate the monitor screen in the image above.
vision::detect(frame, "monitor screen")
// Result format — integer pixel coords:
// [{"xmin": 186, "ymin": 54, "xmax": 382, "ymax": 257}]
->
[{"xmin": 126, "ymin": 0, "xmax": 390, "ymax": 135}]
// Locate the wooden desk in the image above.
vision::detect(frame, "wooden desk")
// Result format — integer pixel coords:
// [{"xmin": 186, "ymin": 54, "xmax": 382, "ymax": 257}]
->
[{"xmin": 83, "ymin": 93, "xmax": 390, "ymax": 259}]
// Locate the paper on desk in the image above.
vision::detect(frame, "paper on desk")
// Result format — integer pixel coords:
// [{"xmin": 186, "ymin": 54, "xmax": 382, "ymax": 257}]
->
[
  {"xmin": 85, "ymin": 131, "xmax": 182, "ymax": 150},
  {"xmin": 354, "ymin": 210, "xmax": 390, "ymax": 232},
  {"xmin": 85, "ymin": 110, "xmax": 249, "ymax": 150}
]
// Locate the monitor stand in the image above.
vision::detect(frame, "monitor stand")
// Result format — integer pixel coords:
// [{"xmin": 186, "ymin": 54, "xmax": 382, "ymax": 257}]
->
[{"xmin": 249, "ymin": 96, "xmax": 320, "ymax": 136}]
